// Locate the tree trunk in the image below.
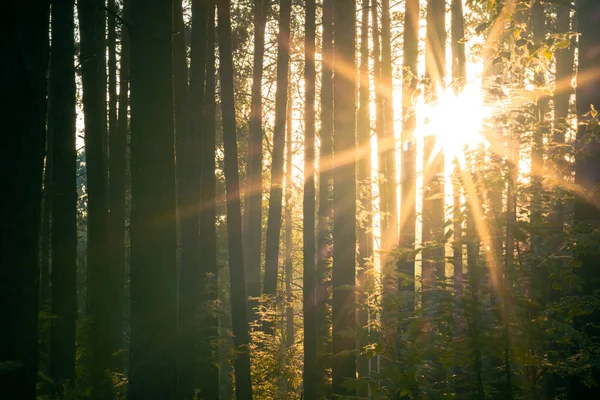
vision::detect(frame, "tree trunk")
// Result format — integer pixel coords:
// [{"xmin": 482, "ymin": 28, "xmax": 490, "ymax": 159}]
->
[
  {"xmin": 263, "ymin": 0, "xmax": 292, "ymax": 331},
  {"xmin": 357, "ymin": 0, "xmax": 373, "ymax": 392},
  {"xmin": 78, "ymin": 1, "xmax": 112, "ymax": 396},
  {"xmin": 303, "ymin": 0, "xmax": 318, "ymax": 397},
  {"xmin": 129, "ymin": 0, "xmax": 178, "ymax": 398},
  {"xmin": 285, "ymin": 78, "xmax": 294, "ymax": 349},
  {"xmin": 0, "ymin": 2, "xmax": 49, "ymax": 398},
  {"xmin": 400, "ymin": 0, "xmax": 418, "ymax": 317},
  {"xmin": 40, "ymin": 143, "xmax": 52, "ymax": 313},
  {"xmin": 571, "ymin": 1, "xmax": 600, "ymax": 398},
  {"xmin": 332, "ymin": 0, "xmax": 357, "ymax": 396},
  {"xmin": 198, "ymin": 5, "xmax": 219, "ymax": 398},
  {"xmin": 316, "ymin": 0, "xmax": 334, "ymax": 395},
  {"xmin": 109, "ymin": 0, "xmax": 131, "ymax": 371},
  {"xmin": 244, "ymin": 0, "xmax": 269, "ymax": 324},
  {"xmin": 49, "ymin": 0, "xmax": 77, "ymax": 389},
  {"xmin": 176, "ymin": 0, "xmax": 208, "ymax": 397},
  {"xmin": 216, "ymin": 1, "xmax": 253, "ymax": 398}
]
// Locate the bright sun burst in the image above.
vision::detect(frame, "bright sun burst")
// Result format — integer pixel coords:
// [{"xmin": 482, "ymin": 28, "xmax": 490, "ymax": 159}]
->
[{"xmin": 414, "ymin": 82, "xmax": 491, "ymax": 163}]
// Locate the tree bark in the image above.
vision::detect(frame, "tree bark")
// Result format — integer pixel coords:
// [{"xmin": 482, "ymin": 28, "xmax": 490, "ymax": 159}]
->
[
  {"xmin": 129, "ymin": 0, "xmax": 178, "ymax": 398},
  {"xmin": 216, "ymin": 1, "xmax": 254, "ymax": 397},
  {"xmin": 49, "ymin": 0, "xmax": 77, "ymax": 388},
  {"xmin": 332, "ymin": 0, "xmax": 357, "ymax": 396},
  {"xmin": 109, "ymin": 0, "xmax": 131, "ymax": 371},
  {"xmin": 0, "ymin": 2, "xmax": 49, "ymax": 398},
  {"xmin": 263, "ymin": 0, "xmax": 292, "ymax": 332},
  {"xmin": 244, "ymin": 0, "xmax": 269, "ymax": 324},
  {"xmin": 285, "ymin": 78, "xmax": 294, "ymax": 349},
  {"xmin": 357, "ymin": 0, "xmax": 373, "ymax": 392},
  {"xmin": 198, "ymin": 5, "xmax": 219, "ymax": 398},
  {"xmin": 316, "ymin": 0, "xmax": 334, "ymax": 395},
  {"xmin": 303, "ymin": 0, "xmax": 317, "ymax": 397},
  {"xmin": 78, "ymin": 1, "xmax": 112, "ymax": 396}
]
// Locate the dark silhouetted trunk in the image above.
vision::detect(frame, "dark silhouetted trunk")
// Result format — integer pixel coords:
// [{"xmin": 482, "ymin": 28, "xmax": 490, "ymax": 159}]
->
[
  {"xmin": 303, "ymin": 0, "xmax": 317, "ymax": 397},
  {"xmin": 78, "ymin": 1, "xmax": 112, "ymax": 396},
  {"xmin": 109, "ymin": 0, "xmax": 131, "ymax": 370},
  {"xmin": 129, "ymin": 0, "xmax": 178, "ymax": 398},
  {"xmin": 0, "ymin": 2, "xmax": 49, "ymax": 398},
  {"xmin": 49, "ymin": 0, "xmax": 77, "ymax": 389},
  {"xmin": 263, "ymin": 0, "xmax": 292, "ymax": 332},
  {"xmin": 285, "ymin": 80, "xmax": 294, "ymax": 349},
  {"xmin": 198, "ymin": 6, "xmax": 219, "ymax": 398},
  {"xmin": 357, "ymin": 0, "xmax": 373, "ymax": 392},
  {"xmin": 244, "ymin": 0, "xmax": 269, "ymax": 324},
  {"xmin": 216, "ymin": 1, "xmax": 253, "ymax": 397},
  {"xmin": 316, "ymin": 0, "xmax": 334, "ymax": 395},
  {"xmin": 40, "ymin": 147, "xmax": 52, "ymax": 312},
  {"xmin": 332, "ymin": 0, "xmax": 357, "ymax": 396}
]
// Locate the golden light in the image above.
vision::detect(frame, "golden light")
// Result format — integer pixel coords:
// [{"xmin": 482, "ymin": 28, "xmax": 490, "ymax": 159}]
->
[{"xmin": 414, "ymin": 82, "xmax": 491, "ymax": 164}]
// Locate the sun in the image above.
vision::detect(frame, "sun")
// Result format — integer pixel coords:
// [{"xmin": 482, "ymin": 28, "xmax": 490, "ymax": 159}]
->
[{"xmin": 414, "ymin": 81, "xmax": 491, "ymax": 163}]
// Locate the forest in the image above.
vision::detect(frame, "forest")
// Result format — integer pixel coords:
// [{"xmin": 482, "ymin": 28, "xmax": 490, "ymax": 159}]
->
[{"xmin": 2, "ymin": 0, "xmax": 600, "ymax": 399}]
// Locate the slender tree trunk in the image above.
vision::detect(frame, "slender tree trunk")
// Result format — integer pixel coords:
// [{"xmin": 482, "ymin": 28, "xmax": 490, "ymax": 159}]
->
[
  {"xmin": 356, "ymin": 0, "xmax": 373, "ymax": 392},
  {"xmin": 422, "ymin": 0, "xmax": 446, "ymax": 294},
  {"xmin": 129, "ymin": 0, "xmax": 178, "ymax": 398},
  {"xmin": 285, "ymin": 80, "xmax": 294, "ymax": 349},
  {"xmin": 316, "ymin": 0, "xmax": 334, "ymax": 395},
  {"xmin": 198, "ymin": 5, "xmax": 219, "ymax": 398},
  {"xmin": 78, "ymin": 1, "xmax": 112, "ymax": 396},
  {"xmin": 400, "ymin": 0, "xmax": 418, "ymax": 318},
  {"xmin": 40, "ymin": 144, "xmax": 52, "ymax": 313},
  {"xmin": 216, "ymin": 1, "xmax": 254, "ymax": 397},
  {"xmin": 263, "ymin": 0, "xmax": 292, "ymax": 331},
  {"xmin": 49, "ymin": 0, "xmax": 77, "ymax": 389},
  {"xmin": 176, "ymin": 0, "xmax": 208, "ymax": 397},
  {"xmin": 332, "ymin": 0, "xmax": 357, "ymax": 396},
  {"xmin": 109, "ymin": 0, "xmax": 131, "ymax": 371},
  {"xmin": 245, "ymin": 0, "xmax": 269, "ymax": 324},
  {"xmin": 0, "ymin": 2, "xmax": 49, "ymax": 398},
  {"xmin": 571, "ymin": 1, "xmax": 600, "ymax": 397},
  {"xmin": 303, "ymin": 0, "xmax": 317, "ymax": 397}
]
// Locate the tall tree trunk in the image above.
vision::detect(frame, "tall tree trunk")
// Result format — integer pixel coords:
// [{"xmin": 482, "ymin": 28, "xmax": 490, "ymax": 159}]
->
[
  {"xmin": 216, "ymin": 1, "xmax": 253, "ymax": 398},
  {"xmin": 422, "ymin": 0, "xmax": 446, "ymax": 294},
  {"xmin": 332, "ymin": 0, "xmax": 357, "ymax": 396},
  {"xmin": 244, "ymin": 0, "xmax": 269, "ymax": 324},
  {"xmin": 357, "ymin": 0, "xmax": 373, "ymax": 392},
  {"xmin": 400, "ymin": 0, "xmax": 418, "ymax": 318},
  {"xmin": 109, "ymin": 0, "xmax": 131, "ymax": 371},
  {"xmin": 285, "ymin": 80, "xmax": 294, "ymax": 349},
  {"xmin": 198, "ymin": 6, "xmax": 219, "ymax": 398},
  {"xmin": 40, "ymin": 143, "xmax": 52, "ymax": 313},
  {"xmin": 316, "ymin": 0, "xmax": 334, "ymax": 395},
  {"xmin": 49, "ymin": 0, "xmax": 77, "ymax": 389},
  {"xmin": 571, "ymin": 1, "xmax": 600, "ymax": 398},
  {"xmin": 0, "ymin": 2, "xmax": 49, "ymax": 398},
  {"xmin": 303, "ymin": 0, "xmax": 318, "ymax": 397},
  {"xmin": 263, "ymin": 0, "xmax": 292, "ymax": 331},
  {"xmin": 129, "ymin": 0, "xmax": 178, "ymax": 398},
  {"xmin": 78, "ymin": 1, "xmax": 112, "ymax": 396},
  {"xmin": 176, "ymin": 0, "xmax": 208, "ymax": 397}
]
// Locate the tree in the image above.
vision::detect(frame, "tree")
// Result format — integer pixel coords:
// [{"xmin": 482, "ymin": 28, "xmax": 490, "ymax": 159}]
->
[
  {"xmin": 332, "ymin": 0, "xmax": 357, "ymax": 396},
  {"xmin": 108, "ymin": 0, "xmax": 131, "ymax": 369},
  {"xmin": 263, "ymin": 0, "xmax": 292, "ymax": 324},
  {"xmin": 49, "ymin": 0, "xmax": 77, "ymax": 388},
  {"xmin": 400, "ymin": 0, "xmax": 418, "ymax": 315},
  {"xmin": 571, "ymin": 1, "xmax": 600, "ymax": 397},
  {"xmin": 216, "ymin": 0, "xmax": 254, "ymax": 397},
  {"xmin": 129, "ymin": 0, "xmax": 178, "ymax": 398},
  {"xmin": 357, "ymin": 0, "xmax": 373, "ymax": 390},
  {"xmin": 78, "ymin": 0, "xmax": 112, "ymax": 395},
  {"xmin": 198, "ymin": 5, "xmax": 219, "ymax": 398},
  {"xmin": 303, "ymin": 0, "xmax": 317, "ymax": 397},
  {"xmin": 244, "ymin": 0, "xmax": 269, "ymax": 324},
  {"xmin": 0, "ymin": 2, "xmax": 49, "ymax": 398},
  {"xmin": 317, "ymin": 0, "xmax": 334, "ymax": 395}
]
